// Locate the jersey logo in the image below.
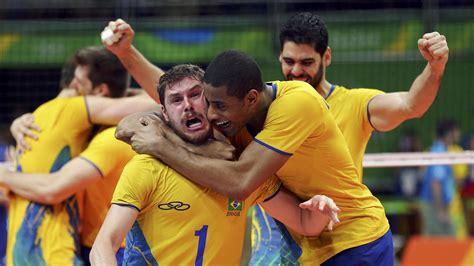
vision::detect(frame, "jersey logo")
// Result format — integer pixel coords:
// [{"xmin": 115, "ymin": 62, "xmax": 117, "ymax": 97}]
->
[
  {"xmin": 158, "ymin": 201, "xmax": 190, "ymax": 211},
  {"xmin": 227, "ymin": 199, "xmax": 243, "ymax": 216}
]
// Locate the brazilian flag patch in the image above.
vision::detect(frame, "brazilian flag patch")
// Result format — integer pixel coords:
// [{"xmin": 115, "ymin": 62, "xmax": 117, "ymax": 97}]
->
[{"xmin": 227, "ymin": 199, "xmax": 243, "ymax": 216}]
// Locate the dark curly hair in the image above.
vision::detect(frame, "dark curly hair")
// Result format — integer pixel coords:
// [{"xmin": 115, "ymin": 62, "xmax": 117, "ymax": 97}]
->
[{"xmin": 279, "ymin": 12, "xmax": 329, "ymax": 56}]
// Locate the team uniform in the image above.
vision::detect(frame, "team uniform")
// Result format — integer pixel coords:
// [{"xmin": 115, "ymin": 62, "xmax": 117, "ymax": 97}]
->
[
  {"xmin": 251, "ymin": 85, "xmax": 387, "ymax": 264},
  {"xmin": 7, "ymin": 97, "xmax": 92, "ymax": 266},
  {"xmin": 111, "ymin": 154, "xmax": 281, "ymax": 265},
  {"xmin": 325, "ymin": 85, "xmax": 384, "ymax": 178},
  {"xmin": 247, "ymin": 81, "xmax": 389, "ymax": 265},
  {"xmin": 77, "ymin": 127, "xmax": 136, "ymax": 263}
]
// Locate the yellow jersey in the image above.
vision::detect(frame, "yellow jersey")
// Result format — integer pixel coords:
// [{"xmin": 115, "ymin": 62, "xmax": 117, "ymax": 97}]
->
[
  {"xmin": 78, "ymin": 127, "xmax": 135, "ymax": 248},
  {"xmin": 7, "ymin": 96, "xmax": 92, "ymax": 266},
  {"xmin": 251, "ymin": 81, "xmax": 389, "ymax": 264},
  {"xmin": 326, "ymin": 85, "xmax": 384, "ymax": 179},
  {"xmin": 112, "ymin": 154, "xmax": 280, "ymax": 265}
]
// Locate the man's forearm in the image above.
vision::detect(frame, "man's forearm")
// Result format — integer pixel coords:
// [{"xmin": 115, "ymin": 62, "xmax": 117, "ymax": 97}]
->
[
  {"xmin": 404, "ymin": 63, "xmax": 444, "ymax": 118},
  {"xmin": 151, "ymin": 137, "xmax": 251, "ymax": 200},
  {"xmin": 117, "ymin": 46, "xmax": 164, "ymax": 103},
  {"xmin": 301, "ymin": 209, "xmax": 330, "ymax": 236},
  {"xmin": 90, "ymin": 240, "xmax": 118, "ymax": 266},
  {"xmin": 0, "ymin": 172, "xmax": 56, "ymax": 204}
]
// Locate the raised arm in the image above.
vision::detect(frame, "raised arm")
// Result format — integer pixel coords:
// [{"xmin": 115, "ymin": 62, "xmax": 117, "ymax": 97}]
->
[
  {"xmin": 261, "ymin": 188, "xmax": 340, "ymax": 236},
  {"xmin": 0, "ymin": 157, "xmax": 102, "ymax": 205},
  {"xmin": 90, "ymin": 205, "xmax": 138, "ymax": 266},
  {"xmin": 102, "ymin": 19, "xmax": 164, "ymax": 103},
  {"xmin": 369, "ymin": 32, "xmax": 449, "ymax": 131}
]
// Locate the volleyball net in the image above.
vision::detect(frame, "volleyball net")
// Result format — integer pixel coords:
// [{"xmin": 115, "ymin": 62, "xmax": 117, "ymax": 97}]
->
[
  {"xmin": 363, "ymin": 151, "xmax": 474, "ymax": 168},
  {"xmin": 1, "ymin": 150, "xmax": 473, "ymax": 168}
]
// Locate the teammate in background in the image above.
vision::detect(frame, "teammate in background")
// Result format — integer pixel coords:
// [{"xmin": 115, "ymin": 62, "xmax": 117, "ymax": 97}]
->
[
  {"xmin": 91, "ymin": 64, "xmax": 340, "ymax": 265},
  {"xmin": 251, "ymin": 12, "xmax": 450, "ymax": 265},
  {"xmin": 2, "ymin": 126, "xmax": 135, "ymax": 265},
  {"xmin": 0, "ymin": 46, "xmax": 157, "ymax": 265},
  {"xmin": 279, "ymin": 13, "xmax": 448, "ymax": 177}
]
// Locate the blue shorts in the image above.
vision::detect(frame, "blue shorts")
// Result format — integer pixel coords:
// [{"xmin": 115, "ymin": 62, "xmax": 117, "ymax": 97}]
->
[
  {"xmin": 321, "ymin": 230, "xmax": 394, "ymax": 266},
  {"xmin": 81, "ymin": 245, "xmax": 124, "ymax": 266}
]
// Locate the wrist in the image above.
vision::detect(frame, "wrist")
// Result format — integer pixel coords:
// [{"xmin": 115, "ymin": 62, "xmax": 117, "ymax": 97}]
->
[
  {"xmin": 427, "ymin": 62, "xmax": 445, "ymax": 78},
  {"xmin": 116, "ymin": 45, "xmax": 136, "ymax": 61}
]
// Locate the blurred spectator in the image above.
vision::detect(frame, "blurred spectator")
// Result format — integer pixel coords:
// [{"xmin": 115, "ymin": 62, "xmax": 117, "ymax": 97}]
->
[
  {"xmin": 398, "ymin": 129, "xmax": 423, "ymax": 198},
  {"xmin": 419, "ymin": 119, "xmax": 467, "ymax": 239},
  {"xmin": 448, "ymin": 126, "xmax": 468, "ymax": 183},
  {"xmin": 461, "ymin": 134, "xmax": 474, "ymax": 184},
  {"xmin": 460, "ymin": 134, "xmax": 474, "ymax": 235}
]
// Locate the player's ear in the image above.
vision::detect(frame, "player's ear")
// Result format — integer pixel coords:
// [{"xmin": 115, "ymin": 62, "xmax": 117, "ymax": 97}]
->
[
  {"xmin": 246, "ymin": 89, "xmax": 258, "ymax": 106},
  {"xmin": 94, "ymin": 83, "xmax": 110, "ymax": 97},
  {"xmin": 160, "ymin": 104, "xmax": 170, "ymax": 122},
  {"xmin": 323, "ymin": 47, "xmax": 332, "ymax": 67}
]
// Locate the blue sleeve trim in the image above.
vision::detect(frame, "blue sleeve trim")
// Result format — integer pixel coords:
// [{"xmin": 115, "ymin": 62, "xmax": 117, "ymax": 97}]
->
[
  {"xmin": 325, "ymin": 84, "xmax": 336, "ymax": 100},
  {"xmin": 78, "ymin": 156, "xmax": 104, "ymax": 178},
  {"xmin": 366, "ymin": 94, "xmax": 381, "ymax": 132},
  {"xmin": 83, "ymin": 96, "xmax": 92, "ymax": 125},
  {"xmin": 253, "ymin": 138, "xmax": 292, "ymax": 156},
  {"xmin": 263, "ymin": 182, "xmax": 283, "ymax": 202},
  {"xmin": 272, "ymin": 83, "xmax": 277, "ymax": 100},
  {"xmin": 112, "ymin": 203, "xmax": 141, "ymax": 212}
]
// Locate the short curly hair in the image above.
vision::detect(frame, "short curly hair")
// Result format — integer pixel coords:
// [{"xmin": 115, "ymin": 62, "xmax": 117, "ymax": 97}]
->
[
  {"xmin": 279, "ymin": 12, "xmax": 329, "ymax": 56},
  {"xmin": 157, "ymin": 64, "xmax": 205, "ymax": 104},
  {"xmin": 203, "ymin": 50, "xmax": 265, "ymax": 100}
]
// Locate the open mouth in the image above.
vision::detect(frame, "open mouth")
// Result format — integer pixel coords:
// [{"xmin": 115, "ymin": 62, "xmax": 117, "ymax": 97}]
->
[
  {"xmin": 215, "ymin": 120, "xmax": 231, "ymax": 129},
  {"xmin": 186, "ymin": 117, "xmax": 204, "ymax": 130}
]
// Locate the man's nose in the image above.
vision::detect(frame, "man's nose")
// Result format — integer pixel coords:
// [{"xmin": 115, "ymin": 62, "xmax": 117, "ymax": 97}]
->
[
  {"xmin": 291, "ymin": 64, "xmax": 304, "ymax": 77},
  {"xmin": 183, "ymin": 97, "xmax": 193, "ymax": 112},
  {"xmin": 207, "ymin": 105, "xmax": 218, "ymax": 121}
]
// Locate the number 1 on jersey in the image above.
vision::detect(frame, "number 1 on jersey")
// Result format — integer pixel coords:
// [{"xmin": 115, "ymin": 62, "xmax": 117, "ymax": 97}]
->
[{"xmin": 194, "ymin": 225, "xmax": 208, "ymax": 266}]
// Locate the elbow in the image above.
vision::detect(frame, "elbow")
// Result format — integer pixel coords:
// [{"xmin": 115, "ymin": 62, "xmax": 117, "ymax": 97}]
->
[
  {"xmin": 229, "ymin": 181, "xmax": 253, "ymax": 201},
  {"xmin": 302, "ymin": 228, "xmax": 323, "ymax": 237},
  {"xmin": 41, "ymin": 192, "xmax": 63, "ymax": 205},
  {"xmin": 89, "ymin": 246, "xmax": 101, "ymax": 265},
  {"xmin": 44, "ymin": 196, "xmax": 63, "ymax": 205},
  {"xmin": 229, "ymin": 188, "xmax": 251, "ymax": 202},
  {"xmin": 413, "ymin": 109, "xmax": 427, "ymax": 119},
  {"xmin": 405, "ymin": 102, "xmax": 429, "ymax": 120},
  {"xmin": 41, "ymin": 186, "xmax": 66, "ymax": 205},
  {"xmin": 406, "ymin": 107, "xmax": 426, "ymax": 120}
]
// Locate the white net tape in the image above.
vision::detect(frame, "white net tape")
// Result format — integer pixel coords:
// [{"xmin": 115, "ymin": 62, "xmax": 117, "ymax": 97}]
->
[
  {"xmin": 363, "ymin": 151, "xmax": 474, "ymax": 168},
  {"xmin": 2, "ymin": 151, "xmax": 474, "ymax": 169}
]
